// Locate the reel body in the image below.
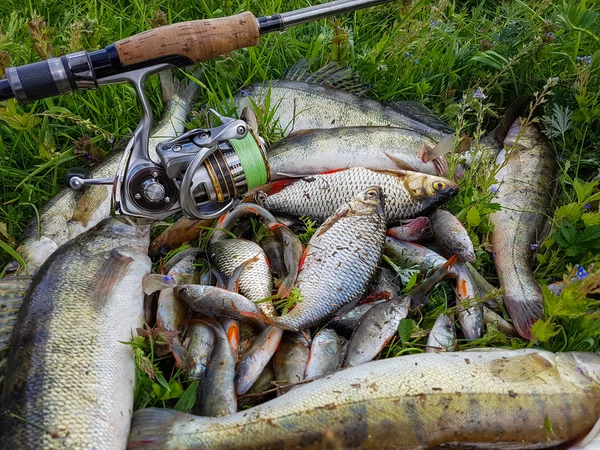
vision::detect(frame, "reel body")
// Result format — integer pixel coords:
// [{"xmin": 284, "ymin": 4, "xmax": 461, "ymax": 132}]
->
[{"xmin": 67, "ymin": 64, "xmax": 269, "ymax": 220}]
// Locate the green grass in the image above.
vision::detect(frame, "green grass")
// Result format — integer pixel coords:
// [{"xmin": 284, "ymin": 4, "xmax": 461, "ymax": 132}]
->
[{"xmin": 0, "ymin": 0, "xmax": 599, "ymax": 369}]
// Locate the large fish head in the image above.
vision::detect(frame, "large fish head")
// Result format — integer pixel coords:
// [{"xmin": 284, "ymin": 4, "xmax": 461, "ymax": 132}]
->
[
  {"xmin": 174, "ymin": 284, "xmax": 210, "ymax": 303},
  {"xmin": 403, "ymin": 172, "xmax": 458, "ymax": 202},
  {"xmin": 352, "ymin": 185, "xmax": 385, "ymax": 216}
]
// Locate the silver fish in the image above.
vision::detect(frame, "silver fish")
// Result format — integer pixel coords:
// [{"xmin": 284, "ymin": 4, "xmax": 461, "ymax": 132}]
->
[
  {"xmin": 426, "ymin": 314, "xmax": 456, "ymax": 353},
  {"xmin": 267, "ymin": 127, "xmax": 444, "ymax": 179},
  {"xmin": 270, "ymin": 186, "xmax": 386, "ymax": 332},
  {"xmin": 197, "ymin": 319, "xmax": 236, "ymax": 417},
  {"xmin": 183, "ymin": 320, "xmax": 215, "ymax": 382},
  {"xmin": 129, "ymin": 349, "xmax": 600, "ymax": 449},
  {"xmin": 235, "ymin": 326, "xmax": 283, "ymax": 396},
  {"xmin": 490, "ymin": 121, "xmax": 558, "ymax": 339},
  {"xmin": 0, "ymin": 218, "xmax": 151, "ymax": 449},
  {"xmin": 304, "ymin": 329, "xmax": 347, "ymax": 381},
  {"xmin": 260, "ymin": 167, "xmax": 457, "ymax": 224},
  {"xmin": 429, "ymin": 208, "xmax": 476, "ymax": 263},
  {"xmin": 236, "ymin": 61, "xmax": 452, "ymax": 140},
  {"xmin": 273, "ymin": 331, "xmax": 311, "ymax": 394}
]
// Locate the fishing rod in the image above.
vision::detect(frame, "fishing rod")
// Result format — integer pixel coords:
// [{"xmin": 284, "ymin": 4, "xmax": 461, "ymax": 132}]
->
[
  {"xmin": 0, "ymin": 0, "xmax": 392, "ymax": 103},
  {"xmin": 0, "ymin": 0, "xmax": 397, "ymax": 221}
]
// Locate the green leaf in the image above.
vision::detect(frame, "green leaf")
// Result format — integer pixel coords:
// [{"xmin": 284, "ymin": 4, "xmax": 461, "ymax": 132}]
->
[
  {"xmin": 155, "ymin": 371, "xmax": 170, "ymax": 391},
  {"xmin": 466, "ymin": 206, "xmax": 481, "ymax": 227},
  {"xmin": 531, "ymin": 319, "xmax": 560, "ymax": 343},
  {"xmin": 582, "ymin": 213, "xmax": 600, "ymax": 227},
  {"xmin": 174, "ymin": 381, "xmax": 199, "ymax": 412},
  {"xmin": 398, "ymin": 318, "xmax": 415, "ymax": 345},
  {"xmin": 402, "ymin": 271, "xmax": 418, "ymax": 293},
  {"xmin": 555, "ymin": 202, "xmax": 582, "ymax": 223},
  {"xmin": 572, "ymin": 178, "xmax": 597, "ymax": 205}
]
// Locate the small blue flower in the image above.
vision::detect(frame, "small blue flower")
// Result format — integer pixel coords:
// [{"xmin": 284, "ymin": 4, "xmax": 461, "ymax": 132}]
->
[
  {"xmin": 474, "ymin": 88, "xmax": 486, "ymax": 99},
  {"xmin": 405, "ymin": 52, "xmax": 411, "ymax": 58},
  {"xmin": 530, "ymin": 243, "xmax": 538, "ymax": 251},
  {"xmin": 240, "ymin": 89, "xmax": 250, "ymax": 97},
  {"xmin": 86, "ymin": 154, "xmax": 93, "ymax": 163},
  {"xmin": 576, "ymin": 55, "xmax": 592, "ymax": 65},
  {"xmin": 584, "ymin": 203, "xmax": 592, "ymax": 210},
  {"xmin": 556, "ymin": 155, "xmax": 563, "ymax": 161},
  {"xmin": 545, "ymin": 32, "xmax": 556, "ymax": 40},
  {"xmin": 163, "ymin": 275, "xmax": 174, "ymax": 282},
  {"xmin": 414, "ymin": 59, "xmax": 419, "ymax": 64},
  {"xmin": 430, "ymin": 20, "xmax": 439, "ymax": 27},
  {"xmin": 577, "ymin": 266, "xmax": 588, "ymax": 280},
  {"xmin": 490, "ymin": 185, "xmax": 499, "ymax": 194}
]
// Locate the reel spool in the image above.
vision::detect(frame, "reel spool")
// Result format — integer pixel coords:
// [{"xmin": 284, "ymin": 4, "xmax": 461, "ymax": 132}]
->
[
  {"xmin": 157, "ymin": 110, "xmax": 269, "ymax": 219},
  {"xmin": 65, "ymin": 64, "xmax": 270, "ymax": 221}
]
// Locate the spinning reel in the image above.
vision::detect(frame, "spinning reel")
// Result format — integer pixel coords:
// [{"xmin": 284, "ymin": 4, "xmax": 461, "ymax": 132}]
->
[{"xmin": 66, "ymin": 64, "xmax": 270, "ymax": 220}]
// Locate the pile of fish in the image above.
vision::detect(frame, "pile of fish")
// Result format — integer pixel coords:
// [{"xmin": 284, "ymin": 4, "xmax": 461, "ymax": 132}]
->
[{"xmin": 1, "ymin": 62, "xmax": 598, "ymax": 450}]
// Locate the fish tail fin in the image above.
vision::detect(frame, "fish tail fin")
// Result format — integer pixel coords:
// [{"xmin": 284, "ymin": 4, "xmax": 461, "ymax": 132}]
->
[
  {"xmin": 159, "ymin": 67, "xmax": 203, "ymax": 106},
  {"xmin": 231, "ymin": 302, "xmax": 275, "ymax": 328},
  {"xmin": 283, "ymin": 59, "xmax": 370, "ymax": 95},
  {"xmin": 506, "ymin": 296, "xmax": 543, "ymax": 340},
  {"xmin": 128, "ymin": 407, "xmax": 190, "ymax": 448},
  {"xmin": 483, "ymin": 96, "xmax": 531, "ymax": 148}
]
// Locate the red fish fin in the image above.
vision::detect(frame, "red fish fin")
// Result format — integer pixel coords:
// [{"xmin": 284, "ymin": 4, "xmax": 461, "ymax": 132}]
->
[
  {"xmin": 297, "ymin": 245, "xmax": 311, "ymax": 272},
  {"xmin": 262, "ymin": 179, "xmax": 297, "ymax": 196},
  {"xmin": 231, "ymin": 302, "xmax": 275, "ymax": 327},
  {"xmin": 506, "ymin": 298, "xmax": 543, "ymax": 340},
  {"xmin": 384, "ymin": 152, "xmax": 417, "ymax": 171}
]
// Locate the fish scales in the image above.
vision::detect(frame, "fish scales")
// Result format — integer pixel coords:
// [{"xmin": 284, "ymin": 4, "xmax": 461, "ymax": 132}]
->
[
  {"xmin": 262, "ymin": 167, "xmax": 457, "ymax": 224},
  {"xmin": 128, "ymin": 349, "xmax": 600, "ymax": 449},
  {"xmin": 0, "ymin": 218, "xmax": 151, "ymax": 449},
  {"xmin": 267, "ymin": 127, "xmax": 439, "ymax": 179},
  {"xmin": 236, "ymin": 79, "xmax": 451, "ymax": 141},
  {"xmin": 270, "ymin": 187, "xmax": 387, "ymax": 331},
  {"xmin": 210, "ymin": 239, "xmax": 275, "ymax": 316}
]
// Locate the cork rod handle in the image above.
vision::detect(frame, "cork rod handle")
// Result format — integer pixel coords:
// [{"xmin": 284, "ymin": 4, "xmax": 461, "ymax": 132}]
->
[{"xmin": 114, "ymin": 12, "xmax": 260, "ymax": 67}]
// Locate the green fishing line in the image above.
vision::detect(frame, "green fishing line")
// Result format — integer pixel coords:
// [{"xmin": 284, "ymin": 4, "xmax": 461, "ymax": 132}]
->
[{"xmin": 230, "ymin": 133, "xmax": 268, "ymax": 189}]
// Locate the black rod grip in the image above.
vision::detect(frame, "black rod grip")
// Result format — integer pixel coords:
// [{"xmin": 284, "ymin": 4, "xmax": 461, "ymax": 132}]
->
[
  {"xmin": 6, "ymin": 57, "xmax": 75, "ymax": 103},
  {"xmin": 0, "ymin": 79, "xmax": 12, "ymax": 102}
]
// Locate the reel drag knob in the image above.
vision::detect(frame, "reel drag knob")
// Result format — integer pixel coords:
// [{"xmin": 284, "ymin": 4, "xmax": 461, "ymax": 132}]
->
[{"xmin": 137, "ymin": 172, "xmax": 167, "ymax": 203}]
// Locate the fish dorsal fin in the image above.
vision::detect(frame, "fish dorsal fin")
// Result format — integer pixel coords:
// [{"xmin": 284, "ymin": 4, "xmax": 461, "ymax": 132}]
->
[
  {"xmin": 90, "ymin": 249, "xmax": 135, "ymax": 306},
  {"xmin": 72, "ymin": 186, "xmax": 109, "ymax": 227},
  {"xmin": 490, "ymin": 352, "xmax": 557, "ymax": 382},
  {"xmin": 386, "ymin": 101, "xmax": 454, "ymax": 135},
  {"xmin": 283, "ymin": 59, "xmax": 370, "ymax": 95}
]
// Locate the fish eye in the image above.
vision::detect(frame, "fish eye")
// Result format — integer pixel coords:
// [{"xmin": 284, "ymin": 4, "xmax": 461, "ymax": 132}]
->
[
  {"xmin": 433, "ymin": 181, "xmax": 446, "ymax": 191},
  {"xmin": 366, "ymin": 188, "xmax": 378, "ymax": 197}
]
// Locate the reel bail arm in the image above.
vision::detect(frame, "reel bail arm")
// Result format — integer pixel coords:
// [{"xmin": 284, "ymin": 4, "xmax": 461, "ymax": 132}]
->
[{"xmin": 65, "ymin": 64, "xmax": 269, "ymax": 221}]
